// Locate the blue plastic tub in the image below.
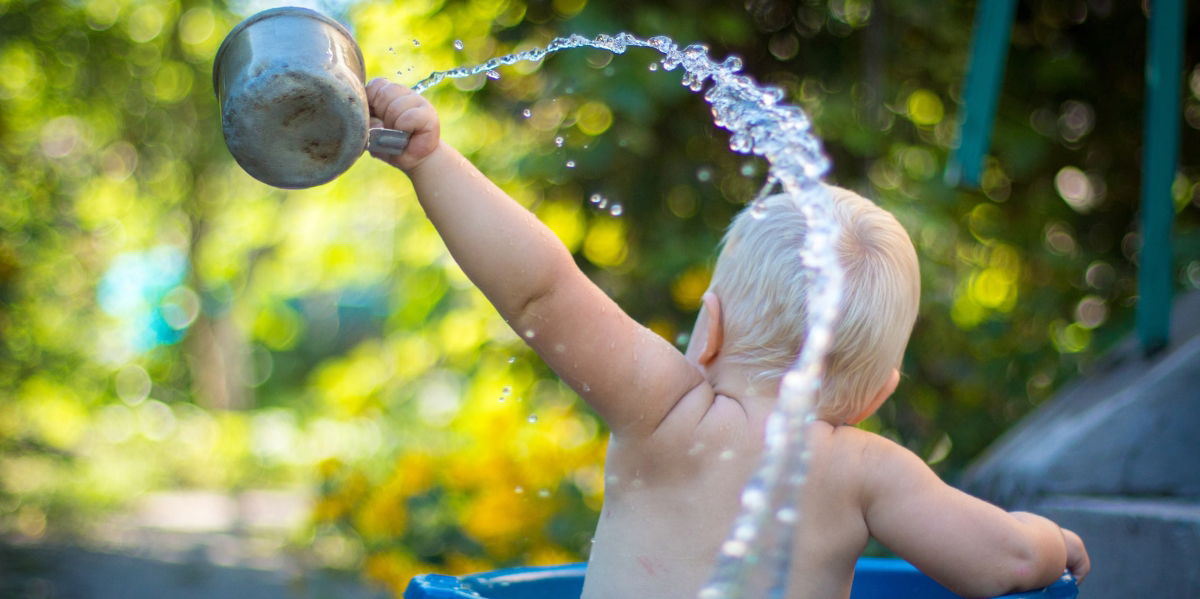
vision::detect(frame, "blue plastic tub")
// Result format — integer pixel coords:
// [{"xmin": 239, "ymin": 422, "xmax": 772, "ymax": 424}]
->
[{"xmin": 404, "ymin": 558, "xmax": 1078, "ymax": 599}]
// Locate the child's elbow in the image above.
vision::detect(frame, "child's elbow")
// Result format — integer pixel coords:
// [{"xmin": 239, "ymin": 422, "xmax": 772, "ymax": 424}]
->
[
  {"xmin": 945, "ymin": 540, "xmax": 1064, "ymax": 598},
  {"xmin": 989, "ymin": 538, "xmax": 1066, "ymax": 596},
  {"xmin": 1005, "ymin": 554, "xmax": 1063, "ymax": 594},
  {"xmin": 979, "ymin": 512, "xmax": 1067, "ymax": 594}
]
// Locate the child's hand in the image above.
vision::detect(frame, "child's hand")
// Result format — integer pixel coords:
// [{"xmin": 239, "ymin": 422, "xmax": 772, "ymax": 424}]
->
[
  {"xmin": 366, "ymin": 78, "xmax": 440, "ymax": 172},
  {"xmin": 1062, "ymin": 527, "xmax": 1090, "ymax": 583}
]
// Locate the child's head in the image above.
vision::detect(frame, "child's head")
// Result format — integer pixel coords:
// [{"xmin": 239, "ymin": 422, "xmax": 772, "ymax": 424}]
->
[{"xmin": 708, "ymin": 185, "xmax": 920, "ymax": 422}]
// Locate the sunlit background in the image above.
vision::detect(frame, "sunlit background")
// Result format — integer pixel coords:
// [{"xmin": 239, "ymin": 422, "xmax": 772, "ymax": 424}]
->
[{"xmin": 1, "ymin": 0, "xmax": 1198, "ymax": 595}]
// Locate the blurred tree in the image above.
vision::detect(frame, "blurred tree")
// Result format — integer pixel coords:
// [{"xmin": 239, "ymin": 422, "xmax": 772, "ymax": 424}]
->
[{"xmin": 0, "ymin": 0, "xmax": 1197, "ymax": 593}]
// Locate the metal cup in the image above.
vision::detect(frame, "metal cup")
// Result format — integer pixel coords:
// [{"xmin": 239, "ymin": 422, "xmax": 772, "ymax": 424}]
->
[{"xmin": 213, "ymin": 6, "xmax": 409, "ymax": 189}]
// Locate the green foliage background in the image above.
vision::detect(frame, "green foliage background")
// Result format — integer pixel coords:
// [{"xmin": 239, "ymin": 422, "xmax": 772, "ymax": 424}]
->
[{"xmin": 1, "ymin": 0, "xmax": 1198, "ymax": 592}]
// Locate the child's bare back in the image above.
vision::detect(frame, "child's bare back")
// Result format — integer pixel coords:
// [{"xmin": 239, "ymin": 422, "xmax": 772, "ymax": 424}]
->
[
  {"xmin": 585, "ymin": 398, "xmax": 1080, "ymax": 599},
  {"xmin": 364, "ymin": 79, "xmax": 1088, "ymax": 599}
]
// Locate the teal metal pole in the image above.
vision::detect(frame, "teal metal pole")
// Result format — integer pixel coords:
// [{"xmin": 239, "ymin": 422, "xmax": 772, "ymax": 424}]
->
[
  {"xmin": 1137, "ymin": 0, "xmax": 1186, "ymax": 354},
  {"xmin": 947, "ymin": 0, "xmax": 1017, "ymax": 187}
]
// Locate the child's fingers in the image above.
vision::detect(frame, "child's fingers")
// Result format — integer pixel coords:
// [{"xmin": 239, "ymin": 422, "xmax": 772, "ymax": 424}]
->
[
  {"xmin": 364, "ymin": 77, "xmax": 439, "ymax": 170},
  {"xmin": 1062, "ymin": 528, "xmax": 1089, "ymax": 583},
  {"xmin": 366, "ymin": 78, "xmax": 399, "ymax": 107},
  {"xmin": 390, "ymin": 107, "xmax": 434, "ymax": 143},
  {"xmin": 366, "ymin": 78, "xmax": 415, "ymax": 121},
  {"xmin": 382, "ymin": 94, "xmax": 429, "ymax": 131}
]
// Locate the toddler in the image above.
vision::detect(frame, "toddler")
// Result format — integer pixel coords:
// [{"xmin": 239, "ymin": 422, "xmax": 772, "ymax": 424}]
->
[{"xmin": 364, "ymin": 79, "xmax": 1089, "ymax": 599}]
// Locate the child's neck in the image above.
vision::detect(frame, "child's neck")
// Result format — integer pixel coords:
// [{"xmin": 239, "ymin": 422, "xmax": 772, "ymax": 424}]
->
[
  {"xmin": 705, "ymin": 360, "xmax": 857, "ymax": 428},
  {"xmin": 704, "ymin": 360, "xmax": 774, "ymax": 408}
]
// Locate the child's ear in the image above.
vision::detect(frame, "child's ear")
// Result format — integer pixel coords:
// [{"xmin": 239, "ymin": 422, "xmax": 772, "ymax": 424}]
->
[
  {"xmin": 698, "ymin": 291, "xmax": 723, "ymax": 366},
  {"xmin": 848, "ymin": 368, "xmax": 899, "ymax": 424}
]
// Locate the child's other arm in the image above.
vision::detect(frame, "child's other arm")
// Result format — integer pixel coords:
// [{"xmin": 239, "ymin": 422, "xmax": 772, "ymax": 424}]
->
[
  {"xmin": 367, "ymin": 80, "xmax": 704, "ymax": 437},
  {"xmin": 860, "ymin": 435, "xmax": 1089, "ymax": 596}
]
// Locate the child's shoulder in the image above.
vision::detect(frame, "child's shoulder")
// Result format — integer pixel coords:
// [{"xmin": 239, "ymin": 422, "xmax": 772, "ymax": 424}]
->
[
  {"xmin": 808, "ymin": 423, "xmax": 920, "ymax": 488},
  {"xmin": 810, "ymin": 420, "xmax": 892, "ymax": 453}
]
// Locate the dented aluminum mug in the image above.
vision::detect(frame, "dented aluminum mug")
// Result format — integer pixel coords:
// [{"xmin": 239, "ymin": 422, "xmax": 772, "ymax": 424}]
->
[{"xmin": 213, "ymin": 6, "xmax": 409, "ymax": 189}]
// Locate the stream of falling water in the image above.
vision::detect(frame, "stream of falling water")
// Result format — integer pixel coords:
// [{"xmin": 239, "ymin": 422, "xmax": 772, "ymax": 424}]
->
[{"xmin": 413, "ymin": 33, "xmax": 843, "ymax": 599}]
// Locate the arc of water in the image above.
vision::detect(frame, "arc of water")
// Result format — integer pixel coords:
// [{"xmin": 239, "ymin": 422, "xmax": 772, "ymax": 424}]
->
[{"xmin": 413, "ymin": 33, "xmax": 843, "ymax": 599}]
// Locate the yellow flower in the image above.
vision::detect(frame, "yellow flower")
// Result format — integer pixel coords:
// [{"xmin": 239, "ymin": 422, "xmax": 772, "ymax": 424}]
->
[
  {"xmin": 394, "ymin": 452, "xmax": 437, "ymax": 496},
  {"xmin": 463, "ymin": 487, "xmax": 541, "ymax": 555},
  {"xmin": 340, "ymin": 470, "xmax": 371, "ymax": 504},
  {"xmin": 354, "ymin": 483, "xmax": 408, "ymax": 542},
  {"xmin": 312, "ymin": 496, "xmax": 348, "ymax": 524},
  {"xmin": 363, "ymin": 550, "xmax": 424, "ymax": 595},
  {"xmin": 317, "ymin": 457, "xmax": 343, "ymax": 479},
  {"xmin": 444, "ymin": 552, "xmax": 495, "ymax": 576},
  {"xmin": 527, "ymin": 542, "xmax": 579, "ymax": 567}
]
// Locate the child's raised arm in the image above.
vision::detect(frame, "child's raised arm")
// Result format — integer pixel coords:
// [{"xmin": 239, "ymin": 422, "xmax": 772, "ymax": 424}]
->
[
  {"xmin": 366, "ymin": 79, "xmax": 706, "ymax": 438},
  {"xmin": 860, "ymin": 434, "xmax": 1089, "ymax": 596}
]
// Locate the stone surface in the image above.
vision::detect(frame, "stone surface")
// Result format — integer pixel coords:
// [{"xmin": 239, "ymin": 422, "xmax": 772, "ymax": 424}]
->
[
  {"xmin": 962, "ymin": 291, "xmax": 1200, "ymax": 599},
  {"xmin": 962, "ymin": 291, "xmax": 1200, "ymax": 505},
  {"xmin": 1032, "ymin": 496, "xmax": 1200, "ymax": 599}
]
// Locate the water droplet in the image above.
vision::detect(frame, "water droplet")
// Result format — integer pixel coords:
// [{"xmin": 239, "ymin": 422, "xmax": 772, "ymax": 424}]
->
[
  {"xmin": 412, "ymin": 39, "xmax": 420, "ymax": 47},
  {"xmin": 486, "ymin": 70, "xmax": 500, "ymax": 80},
  {"xmin": 528, "ymin": 414, "xmax": 538, "ymax": 423},
  {"xmin": 740, "ymin": 163, "xmax": 756, "ymax": 177},
  {"xmin": 522, "ymin": 108, "xmax": 532, "ymax": 118},
  {"xmin": 647, "ymin": 35, "xmax": 676, "ymax": 53},
  {"xmin": 597, "ymin": 198, "xmax": 608, "ymax": 209},
  {"xmin": 719, "ymin": 449, "xmax": 735, "ymax": 460},
  {"xmin": 776, "ymin": 508, "xmax": 798, "ymax": 523},
  {"xmin": 537, "ymin": 488, "xmax": 550, "ymax": 498},
  {"xmin": 502, "ymin": 385, "xmax": 511, "ymax": 394},
  {"xmin": 387, "ymin": 46, "xmax": 395, "ymax": 53},
  {"xmin": 565, "ymin": 160, "xmax": 576, "ymax": 168},
  {"xmin": 555, "ymin": 136, "xmax": 564, "ymax": 147},
  {"xmin": 582, "ymin": 383, "xmax": 591, "ymax": 392},
  {"xmin": 733, "ymin": 523, "xmax": 755, "ymax": 541},
  {"xmin": 498, "ymin": 396, "xmax": 506, "ymax": 402},
  {"xmin": 697, "ymin": 167, "xmax": 713, "ymax": 182},
  {"xmin": 524, "ymin": 329, "xmax": 536, "ymax": 338},
  {"xmin": 648, "ymin": 63, "xmax": 659, "ymax": 71},
  {"xmin": 507, "ymin": 356, "xmax": 516, "ymax": 363},
  {"xmin": 741, "ymin": 487, "xmax": 765, "ymax": 509},
  {"xmin": 514, "ymin": 485, "xmax": 524, "ymax": 494},
  {"xmin": 609, "ymin": 203, "xmax": 623, "ymax": 216},
  {"xmin": 589, "ymin": 193, "xmax": 603, "ymax": 204},
  {"xmin": 454, "ymin": 39, "xmax": 464, "ymax": 50},
  {"xmin": 721, "ymin": 539, "xmax": 748, "ymax": 557}
]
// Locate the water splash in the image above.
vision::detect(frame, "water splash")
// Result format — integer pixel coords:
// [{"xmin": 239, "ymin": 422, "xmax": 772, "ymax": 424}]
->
[{"xmin": 411, "ymin": 32, "xmax": 842, "ymax": 599}]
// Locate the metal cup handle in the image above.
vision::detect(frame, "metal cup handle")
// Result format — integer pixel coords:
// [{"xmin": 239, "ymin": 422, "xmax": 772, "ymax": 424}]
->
[{"xmin": 367, "ymin": 128, "xmax": 410, "ymax": 156}]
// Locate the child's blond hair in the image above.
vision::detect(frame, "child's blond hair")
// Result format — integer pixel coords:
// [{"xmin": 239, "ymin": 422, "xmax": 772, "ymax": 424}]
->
[{"xmin": 708, "ymin": 185, "xmax": 920, "ymax": 422}]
